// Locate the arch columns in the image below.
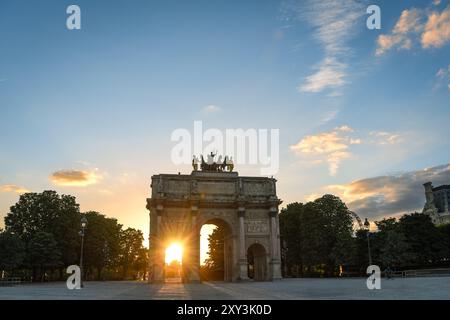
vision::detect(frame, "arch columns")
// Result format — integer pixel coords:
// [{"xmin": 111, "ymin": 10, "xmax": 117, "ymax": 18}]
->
[
  {"xmin": 237, "ymin": 206, "xmax": 249, "ymax": 280},
  {"xmin": 269, "ymin": 207, "xmax": 282, "ymax": 280},
  {"xmin": 151, "ymin": 204, "xmax": 165, "ymax": 283},
  {"xmin": 185, "ymin": 205, "xmax": 201, "ymax": 283}
]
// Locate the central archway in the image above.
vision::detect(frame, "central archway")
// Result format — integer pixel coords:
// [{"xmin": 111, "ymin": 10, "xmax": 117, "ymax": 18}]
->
[
  {"xmin": 199, "ymin": 218, "xmax": 233, "ymax": 282},
  {"xmin": 164, "ymin": 243, "xmax": 183, "ymax": 283},
  {"xmin": 247, "ymin": 243, "xmax": 268, "ymax": 281}
]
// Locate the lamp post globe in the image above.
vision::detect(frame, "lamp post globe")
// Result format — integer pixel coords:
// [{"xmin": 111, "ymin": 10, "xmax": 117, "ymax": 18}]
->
[
  {"xmin": 364, "ymin": 218, "xmax": 372, "ymax": 266},
  {"xmin": 79, "ymin": 216, "xmax": 88, "ymax": 288}
]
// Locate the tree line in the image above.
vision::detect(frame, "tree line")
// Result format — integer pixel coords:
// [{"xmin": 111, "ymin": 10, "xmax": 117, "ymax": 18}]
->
[
  {"xmin": 280, "ymin": 194, "xmax": 450, "ymax": 277},
  {"xmin": 3, "ymin": 191, "xmax": 450, "ymax": 281},
  {"xmin": 0, "ymin": 190, "xmax": 148, "ymax": 281}
]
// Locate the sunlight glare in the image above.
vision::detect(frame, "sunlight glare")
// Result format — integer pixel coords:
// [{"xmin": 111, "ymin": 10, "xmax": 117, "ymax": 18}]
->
[{"xmin": 165, "ymin": 243, "xmax": 183, "ymax": 264}]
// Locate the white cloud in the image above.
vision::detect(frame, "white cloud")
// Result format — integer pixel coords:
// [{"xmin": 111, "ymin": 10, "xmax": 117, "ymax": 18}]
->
[
  {"xmin": 202, "ymin": 105, "xmax": 221, "ymax": 113},
  {"xmin": 434, "ymin": 65, "xmax": 450, "ymax": 89},
  {"xmin": 283, "ymin": 0, "xmax": 364, "ymax": 94},
  {"xmin": 320, "ymin": 109, "xmax": 339, "ymax": 125},
  {"xmin": 299, "ymin": 58, "xmax": 347, "ymax": 93},
  {"xmin": 336, "ymin": 125, "xmax": 354, "ymax": 133},
  {"xmin": 369, "ymin": 131, "xmax": 404, "ymax": 145},
  {"xmin": 436, "ymin": 67, "xmax": 447, "ymax": 78}
]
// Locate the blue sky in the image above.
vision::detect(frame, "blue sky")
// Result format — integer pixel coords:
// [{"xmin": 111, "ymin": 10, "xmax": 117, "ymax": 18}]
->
[{"xmin": 1, "ymin": 0, "xmax": 449, "ymax": 246}]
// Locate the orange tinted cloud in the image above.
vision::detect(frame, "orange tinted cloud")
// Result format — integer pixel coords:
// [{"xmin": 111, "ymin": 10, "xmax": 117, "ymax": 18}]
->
[
  {"xmin": 0, "ymin": 184, "xmax": 30, "ymax": 194},
  {"xmin": 50, "ymin": 169, "xmax": 102, "ymax": 186},
  {"xmin": 376, "ymin": 5, "xmax": 450, "ymax": 55},
  {"xmin": 421, "ymin": 5, "xmax": 450, "ymax": 48},
  {"xmin": 376, "ymin": 8, "xmax": 422, "ymax": 56},
  {"xmin": 291, "ymin": 126, "xmax": 360, "ymax": 176},
  {"xmin": 311, "ymin": 163, "xmax": 450, "ymax": 220}
]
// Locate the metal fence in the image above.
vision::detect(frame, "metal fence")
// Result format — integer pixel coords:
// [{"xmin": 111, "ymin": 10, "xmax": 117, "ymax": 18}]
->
[{"xmin": 0, "ymin": 277, "xmax": 22, "ymax": 286}]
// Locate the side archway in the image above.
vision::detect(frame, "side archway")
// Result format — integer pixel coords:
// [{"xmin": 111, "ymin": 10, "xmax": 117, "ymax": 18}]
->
[{"xmin": 247, "ymin": 243, "xmax": 268, "ymax": 281}]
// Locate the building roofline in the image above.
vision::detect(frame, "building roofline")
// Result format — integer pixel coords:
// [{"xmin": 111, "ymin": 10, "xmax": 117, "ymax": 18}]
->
[{"xmin": 433, "ymin": 185, "xmax": 450, "ymax": 191}]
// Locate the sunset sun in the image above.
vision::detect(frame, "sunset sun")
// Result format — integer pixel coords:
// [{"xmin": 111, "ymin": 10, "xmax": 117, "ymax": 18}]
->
[{"xmin": 165, "ymin": 243, "xmax": 183, "ymax": 264}]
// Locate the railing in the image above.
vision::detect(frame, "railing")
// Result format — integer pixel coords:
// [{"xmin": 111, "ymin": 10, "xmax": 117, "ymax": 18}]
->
[
  {"xmin": 343, "ymin": 268, "xmax": 450, "ymax": 278},
  {"xmin": 402, "ymin": 268, "xmax": 450, "ymax": 277},
  {"xmin": 0, "ymin": 277, "xmax": 22, "ymax": 286}
]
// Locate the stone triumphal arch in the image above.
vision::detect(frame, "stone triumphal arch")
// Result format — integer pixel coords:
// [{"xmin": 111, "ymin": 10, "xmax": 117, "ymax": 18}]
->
[{"xmin": 146, "ymin": 159, "xmax": 282, "ymax": 283}]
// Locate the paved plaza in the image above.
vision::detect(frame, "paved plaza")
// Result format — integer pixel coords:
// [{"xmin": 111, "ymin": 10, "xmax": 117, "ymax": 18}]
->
[{"xmin": 0, "ymin": 277, "xmax": 449, "ymax": 300}]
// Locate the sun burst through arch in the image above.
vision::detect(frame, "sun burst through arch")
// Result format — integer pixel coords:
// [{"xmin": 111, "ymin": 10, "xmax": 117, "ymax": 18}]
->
[{"xmin": 165, "ymin": 243, "xmax": 183, "ymax": 264}]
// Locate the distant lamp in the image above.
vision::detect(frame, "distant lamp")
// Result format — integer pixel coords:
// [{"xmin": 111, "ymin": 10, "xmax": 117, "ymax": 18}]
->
[
  {"xmin": 363, "ymin": 218, "xmax": 372, "ymax": 266},
  {"xmin": 79, "ymin": 216, "xmax": 88, "ymax": 287},
  {"xmin": 363, "ymin": 218, "xmax": 370, "ymax": 230},
  {"xmin": 81, "ymin": 217, "xmax": 88, "ymax": 229}
]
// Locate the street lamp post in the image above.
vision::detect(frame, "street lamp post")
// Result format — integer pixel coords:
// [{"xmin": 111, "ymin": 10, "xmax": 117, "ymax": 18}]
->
[
  {"xmin": 79, "ymin": 216, "xmax": 88, "ymax": 288},
  {"xmin": 364, "ymin": 218, "xmax": 372, "ymax": 266}
]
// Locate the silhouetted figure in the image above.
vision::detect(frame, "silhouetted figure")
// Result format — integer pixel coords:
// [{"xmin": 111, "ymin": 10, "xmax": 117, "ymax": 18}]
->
[{"xmin": 385, "ymin": 266, "xmax": 392, "ymax": 279}]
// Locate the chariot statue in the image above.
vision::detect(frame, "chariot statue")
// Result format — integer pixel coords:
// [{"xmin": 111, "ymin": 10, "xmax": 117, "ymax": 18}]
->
[
  {"xmin": 192, "ymin": 152, "xmax": 234, "ymax": 172},
  {"xmin": 192, "ymin": 155, "xmax": 200, "ymax": 171}
]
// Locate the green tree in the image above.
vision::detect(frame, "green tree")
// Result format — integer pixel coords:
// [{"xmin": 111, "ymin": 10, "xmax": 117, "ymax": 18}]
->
[
  {"xmin": 280, "ymin": 195, "xmax": 354, "ymax": 277},
  {"xmin": 203, "ymin": 227, "xmax": 225, "ymax": 279},
  {"xmin": 28, "ymin": 232, "xmax": 62, "ymax": 281},
  {"xmin": 398, "ymin": 213, "xmax": 446, "ymax": 265},
  {"xmin": 4, "ymin": 190, "xmax": 81, "ymax": 279},
  {"xmin": 0, "ymin": 231, "xmax": 26, "ymax": 277},
  {"xmin": 82, "ymin": 211, "xmax": 122, "ymax": 280},
  {"xmin": 370, "ymin": 217, "xmax": 413, "ymax": 268},
  {"xmin": 312, "ymin": 195, "xmax": 355, "ymax": 275},
  {"xmin": 370, "ymin": 217, "xmax": 400, "ymax": 266},
  {"xmin": 437, "ymin": 223, "xmax": 450, "ymax": 260},
  {"xmin": 379, "ymin": 230, "xmax": 414, "ymax": 268},
  {"xmin": 279, "ymin": 202, "xmax": 305, "ymax": 276},
  {"xmin": 5, "ymin": 191, "xmax": 80, "ymax": 241},
  {"xmin": 354, "ymin": 229, "xmax": 370, "ymax": 272},
  {"xmin": 133, "ymin": 247, "xmax": 149, "ymax": 280},
  {"xmin": 119, "ymin": 228, "xmax": 144, "ymax": 279}
]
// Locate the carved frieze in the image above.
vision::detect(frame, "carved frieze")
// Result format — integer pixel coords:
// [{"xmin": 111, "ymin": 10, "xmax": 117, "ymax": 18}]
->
[{"xmin": 246, "ymin": 220, "xmax": 269, "ymax": 233}]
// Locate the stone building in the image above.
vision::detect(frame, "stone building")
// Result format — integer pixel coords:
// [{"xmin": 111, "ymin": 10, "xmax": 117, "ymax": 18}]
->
[
  {"xmin": 146, "ymin": 169, "xmax": 282, "ymax": 283},
  {"xmin": 422, "ymin": 182, "xmax": 450, "ymax": 225}
]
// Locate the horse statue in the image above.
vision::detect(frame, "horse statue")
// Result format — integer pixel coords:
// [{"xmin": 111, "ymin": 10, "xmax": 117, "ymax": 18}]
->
[{"xmin": 194, "ymin": 153, "xmax": 234, "ymax": 172}]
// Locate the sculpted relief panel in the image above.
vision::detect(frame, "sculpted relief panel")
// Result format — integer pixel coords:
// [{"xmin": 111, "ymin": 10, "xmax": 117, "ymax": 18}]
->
[
  {"xmin": 243, "ymin": 181, "xmax": 274, "ymax": 196},
  {"xmin": 246, "ymin": 220, "xmax": 269, "ymax": 234},
  {"xmin": 198, "ymin": 181, "xmax": 236, "ymax": 194},
  {"xmin": 166, "ymin": 180, "xmax": 189, "ymax": 194},
  {"xmin": 246, "ymin": 210, "xmax": 268, "ymax": 220}
]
